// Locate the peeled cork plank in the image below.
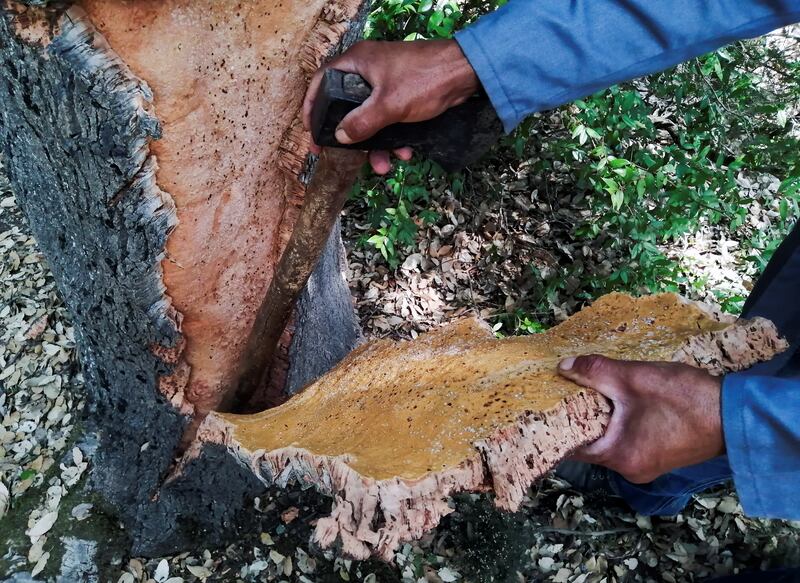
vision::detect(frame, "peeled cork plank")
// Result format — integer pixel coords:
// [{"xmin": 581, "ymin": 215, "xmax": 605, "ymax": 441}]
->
[{"xmin": 196, "ymin": 293, "xmax": 788, "ymax": 561}]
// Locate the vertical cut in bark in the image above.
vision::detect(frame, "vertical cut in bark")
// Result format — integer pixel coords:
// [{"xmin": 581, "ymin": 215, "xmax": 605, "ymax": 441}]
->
[{"xmin": 233, "ymin": 148, "xmax": 366, "ymax": 412}]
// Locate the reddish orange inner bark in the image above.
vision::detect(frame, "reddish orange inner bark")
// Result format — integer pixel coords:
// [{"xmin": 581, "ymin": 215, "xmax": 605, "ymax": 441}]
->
[{"xmin": 78, "ymin": 0, "xmax": 362, "ymax": 411}]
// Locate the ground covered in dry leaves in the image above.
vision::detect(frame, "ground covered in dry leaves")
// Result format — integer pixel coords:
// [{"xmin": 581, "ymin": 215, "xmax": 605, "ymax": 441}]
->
[
  {"xmin": 343, "ymin": 162, "xmax": 774, "ymax": 341},
  {"xmin": 2, "ymin": 138, "xmax": 800, "ymax": 583}
]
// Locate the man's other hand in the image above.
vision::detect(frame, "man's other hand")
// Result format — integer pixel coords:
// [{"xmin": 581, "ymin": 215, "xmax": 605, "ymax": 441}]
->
[
  {"xmin": 557, "ymin": 355, "xmax": 725, "ymax": 484},
  {"xmin": 302, "ymin": 39, "xmax": 479, "ymax": 175}
]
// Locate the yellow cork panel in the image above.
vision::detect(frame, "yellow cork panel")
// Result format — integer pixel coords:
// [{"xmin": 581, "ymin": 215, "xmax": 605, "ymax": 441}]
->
[{"xmin": 222, "ymin": 293, "xmax": 729, "ymax": 480}]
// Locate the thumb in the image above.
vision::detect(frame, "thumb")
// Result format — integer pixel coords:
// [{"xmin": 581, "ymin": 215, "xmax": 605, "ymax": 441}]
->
[
  {"xmin": 335, "ymin": 94, "xmax": 396, "ymax": 144},
  {"xmin": 302, "ymin": 66, "xmax": 327, "ymax": 132},
  {"xmin": 557, "ymin": 354, "xmax": 629, "ymax": 401}
]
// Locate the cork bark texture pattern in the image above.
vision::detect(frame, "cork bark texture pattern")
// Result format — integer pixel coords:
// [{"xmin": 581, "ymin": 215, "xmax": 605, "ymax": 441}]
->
[
  {"xmin": 201, "ymin": 293, "xmax": 787, "ymax": 561},
  {"xmin": 0, "ymin": 0, "xmax": 366, "ymax": 556}
]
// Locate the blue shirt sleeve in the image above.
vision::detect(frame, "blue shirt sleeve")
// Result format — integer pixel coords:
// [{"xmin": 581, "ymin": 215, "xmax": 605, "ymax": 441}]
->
[
  {"xmin": 723, "ymin": 373, "xmax": 800, "ymax": 519},
  {"xmin": 455, "ymin": 0, "xmax": 800, "ymax": 132}
]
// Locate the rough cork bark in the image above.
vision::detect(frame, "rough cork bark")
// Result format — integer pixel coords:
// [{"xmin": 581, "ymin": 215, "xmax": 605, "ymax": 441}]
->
[
  {"xmin": 0, "ymin": 0, "xmax": 367, "ymax": 556},
  {"xmin": 198, "ymin": 293, "xmax": 786, "ymax": 561}
]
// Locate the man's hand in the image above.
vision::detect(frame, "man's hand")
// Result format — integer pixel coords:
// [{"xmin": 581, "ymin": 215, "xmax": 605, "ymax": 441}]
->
[
  {"xmin": 302, "ymin": 39, "xmax": 479, "ymax": 175},
  {"xmin": 558, "ymin": 355, "xmax": 725, "ymax": 484}
]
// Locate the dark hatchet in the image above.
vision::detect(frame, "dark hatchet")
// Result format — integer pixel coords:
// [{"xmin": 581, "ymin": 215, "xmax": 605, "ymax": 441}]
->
[{"xmin": 310, "ymin": 69, "xmax": 503, "ymax": 172}]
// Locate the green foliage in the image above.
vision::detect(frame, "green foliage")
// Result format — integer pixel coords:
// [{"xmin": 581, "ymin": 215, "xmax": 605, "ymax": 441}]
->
[
  {"xmin": 18, "ymin": 468, "xmax": 35, "ymax": 481},
  {"xmin": 354, "ymin": 160, "xmax": 442, "ymax": 268},
  {"xmin": 366, "ymin": 0, "xmax": 464, "ymax": 40},
  {"xmin": 492, "ymin": 310, "xmax": 547, "ymax": 338},
  {"xmin": 535, "ymin": 40, "xmax": 800, "ymax": 305},
  {"xmin": 353, "ymin": 0, "xmax": 504, "ymax": 268},
  {"xmin": 366, "ymin": 0, "xmax": 506, "ymax": 40},
  {"xmin": 546, "ymin": 85, "xmax": 751, "ymax": 294},
  {"xmin": 354, "ymin": 3, "xmax": 800, "ymax": 326},
  {"xmin": 497, "ymin": 37, "xmax": 800, "ymax": 321}
]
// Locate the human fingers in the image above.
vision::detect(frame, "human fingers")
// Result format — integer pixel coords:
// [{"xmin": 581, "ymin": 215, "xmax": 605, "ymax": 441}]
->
[
  {"xmin": 336, "ymin": 93, "xmax": 401, "ymax": 144},
  {"xmin": 302, "ymin": 66, "xmax": 327, "ymax": 132},
  {"xmin": 569, "ymin": 406, "xmax": 660, "ymax": 484},
  {"xmin": 558, "ymin": 354, "xmax": 631, "ymax": 402},
  {"xmin": 393, "ymin": 147, "xmax": 414, "ymax": 161},
  {"xmin": 369, "ymin": 150, "xmax": 392, "ymax": 175},
  {"xmin": 302, "ymin": 40, "xmax": 374, "ymax": 137}
]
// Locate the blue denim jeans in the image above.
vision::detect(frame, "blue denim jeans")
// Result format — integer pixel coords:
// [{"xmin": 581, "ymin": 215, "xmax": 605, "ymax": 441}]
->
[
  {"xmin": 613, "ymin": 222, "xmax": 800, "ymax": 516},
  {"xmin": 612, "ymin": 456, "xmax": 733, "ymax": 515}
]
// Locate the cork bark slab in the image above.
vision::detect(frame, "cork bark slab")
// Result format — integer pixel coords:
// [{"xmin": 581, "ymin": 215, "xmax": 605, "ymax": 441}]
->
[{"xmin": 195, "ymin": 293, "xmax": 787, "ymax": 561}]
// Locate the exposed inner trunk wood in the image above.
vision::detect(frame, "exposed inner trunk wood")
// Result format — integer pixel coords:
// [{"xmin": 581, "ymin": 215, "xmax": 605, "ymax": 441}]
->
[{"xmin": 200, "ymin": 293, "xmax": 787, "ymax": 561}]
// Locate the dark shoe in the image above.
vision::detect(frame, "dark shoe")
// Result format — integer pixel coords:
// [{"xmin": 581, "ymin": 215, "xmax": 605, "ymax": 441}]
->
[{"xmin": 554, "ymin": 461, "xmax": 620, "ymax": 497}]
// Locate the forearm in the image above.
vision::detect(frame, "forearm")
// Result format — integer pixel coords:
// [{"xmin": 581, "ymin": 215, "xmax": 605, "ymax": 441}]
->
[
  {"xmin": 456, "ymin": 0, "xmax": 800, "ymax": 132},
  {"xmin": 723, "ymin": 372, "xmax": 800, "ymax": 519}
]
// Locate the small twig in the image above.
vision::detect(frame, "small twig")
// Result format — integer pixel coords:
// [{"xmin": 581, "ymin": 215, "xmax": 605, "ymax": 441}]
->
[
  {"xmin": 536, "ymin": 527, "xmax": 637, "ymax": 537},
  {"xmin": 695, "ymin": 64, "xmax": 750, "ymax": 124}
]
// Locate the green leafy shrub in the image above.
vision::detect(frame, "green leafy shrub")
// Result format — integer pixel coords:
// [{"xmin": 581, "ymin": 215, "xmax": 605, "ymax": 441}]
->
[
  {"xmin": 353, "ymin": 2, "xmax": 800, "ymax": 330},
  {"xmin": 531, "ymin": 41, "xmax": 800, "ymax": 306},
  {"xmin": 366, "ymin": 0, "xmax": 464, "ymax": 40},
  {"xmin": 351, "ymin": 0, "xmax": 501, "ymax": 269},
  {"xmin": 354, "ymin": 160, "xmax": 442, "ymax": 268}
]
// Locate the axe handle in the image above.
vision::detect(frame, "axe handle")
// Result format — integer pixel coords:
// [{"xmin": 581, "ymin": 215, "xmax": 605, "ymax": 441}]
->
[{"xmin": 230, "ymin": 149, "xmax": 366, "ymax": 412}]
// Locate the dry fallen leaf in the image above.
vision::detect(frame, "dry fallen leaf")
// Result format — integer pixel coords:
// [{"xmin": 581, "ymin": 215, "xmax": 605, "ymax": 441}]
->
[
  {"xmin": 30, "ymin": 552, "xmax": 49, "ymax": 577},
  {"xmin": 128, "ymin": 559, "xmax": 144, "ymax": 579},
  {"xmin": 154, "ymin": 558, "xmax": 169, "ymax": 582},
  {"xmin": 71, "ymin": 502, "xmax": 93, "ymax": 521},
  {"xmin": 0, "ymin": 481, "xmax": 8, "ymax": 520},
  {"xmin": 24, "ymin": 314, "xmax": 48, "ymax": 340},
  {"xmin": 28, "ymin": 511, "xmax": 58, "ymax": 538},
  {"xmin": 260, "ymin": 532, "xmax": 274, "ymax": 546},
  {"xmin": 552, "ymin": 568, "xmax": 572, "ymax": 583},
  {"xmin": 186, "ymin": 564, "xmax": 212, "ymax": 580},
  {"xmin": 281, "ymin": 506, "xmax": 300, "ymax": 524},
  {"xmin": 27, "ymin": 537, "xmax": 45, "ymax": 564},
  {"xmin": 718, "ymin": 497, "xmax": 739, "ymax": 514},
  {"xmin": 437, "ymin": 566, "xmax": 459, "ymax": 582},
  {"xmin": 282, "ymin": 556, "xmax": 293, "ymax": 577}
]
